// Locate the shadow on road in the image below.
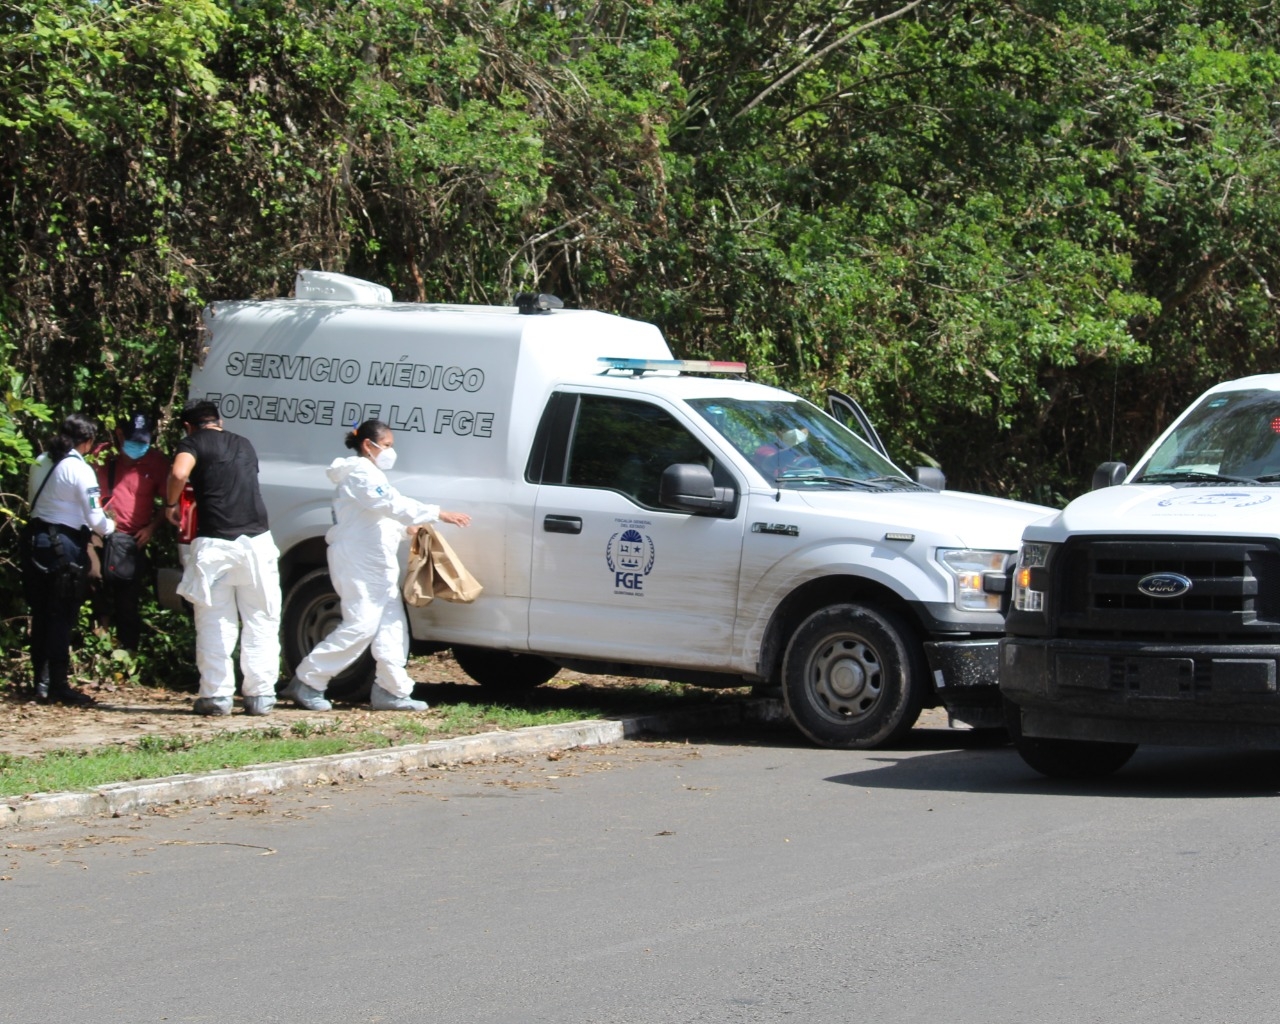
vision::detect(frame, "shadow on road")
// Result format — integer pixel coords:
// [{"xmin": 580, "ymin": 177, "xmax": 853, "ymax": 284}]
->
[
  {"xmin": 416, "ymin": 677, "xmax": 1280, "ymax": 798},
  {"xmin": 825, "ymin": 743, "xmax": 1280, "ymax": 799}
]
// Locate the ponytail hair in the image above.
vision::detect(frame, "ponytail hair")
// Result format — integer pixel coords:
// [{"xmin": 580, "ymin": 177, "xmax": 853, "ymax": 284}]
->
[
  {"xmin": 345, "ymin": 419, "xmax": 390, "ymax": 452},
  {"xmin": 47, "ymin": 412, "xmax": 98, "ymax": 463}
]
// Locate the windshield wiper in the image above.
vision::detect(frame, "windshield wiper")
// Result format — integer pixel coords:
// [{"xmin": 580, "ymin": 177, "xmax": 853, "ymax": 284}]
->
[
  {"xmin": 1138, "ymin": 470, "xmax": 1262, "ymax": 485},
  {"xmin": 776, "ymin": 472, "xmax": 895, "ymax": 491},
  {"xmin": 862, "ymin": 475, "xmax": 930, "ymax": 492}
]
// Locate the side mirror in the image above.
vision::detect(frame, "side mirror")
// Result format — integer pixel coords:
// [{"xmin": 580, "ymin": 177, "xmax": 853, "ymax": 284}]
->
[
  {"xmin": 911, "ymin": 466, "xmax": 946, "ymax": 492},
  {"xmin": 659, "ymin": 464, "xmax": 736, "ymax": 516},
  {"xmin": 1092, "ymin": 461, "xmax": 1128, "ymax": 490},
  {"xmin": 999, "ymin": 563, "xmax": 1016, "ymax": 618}
]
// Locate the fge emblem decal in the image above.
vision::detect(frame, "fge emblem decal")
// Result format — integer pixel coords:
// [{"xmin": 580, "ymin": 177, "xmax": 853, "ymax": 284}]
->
[{"xmin": 606, "ymin": 527, "xmax": 655, "ymax": 594}]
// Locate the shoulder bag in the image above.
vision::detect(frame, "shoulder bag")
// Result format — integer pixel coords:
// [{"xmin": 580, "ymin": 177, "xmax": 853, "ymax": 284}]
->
[{"xmin": 99, "ymin": 456, "xmax": 139, "ymax": 583}]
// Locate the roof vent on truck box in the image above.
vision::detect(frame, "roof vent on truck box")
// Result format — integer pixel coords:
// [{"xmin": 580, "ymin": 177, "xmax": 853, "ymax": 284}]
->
[
  {"xmin": 294, "ymin": 270, "xmax": 392, "ymax": 304},
  {"xmin": 514, "ymin": 292, "xmax": 564, "ymax": 315}
]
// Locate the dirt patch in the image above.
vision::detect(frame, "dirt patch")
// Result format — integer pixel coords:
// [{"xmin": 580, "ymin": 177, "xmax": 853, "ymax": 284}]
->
[{"xmin": 0, "ymin": 651, "xmax": 760, "ymax": 759}]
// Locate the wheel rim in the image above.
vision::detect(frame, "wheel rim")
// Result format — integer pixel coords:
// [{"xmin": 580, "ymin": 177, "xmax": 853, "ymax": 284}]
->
[
  {"xmin": 806, "ymin": 634, "xmax": 883, "ymax": 723},
  {"xmin": 298, "ymin": 592, "xmax": 343, "ymax": 651}
]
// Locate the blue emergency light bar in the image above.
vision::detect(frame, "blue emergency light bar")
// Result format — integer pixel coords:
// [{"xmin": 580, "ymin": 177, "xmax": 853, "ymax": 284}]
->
[{"xmin": 599, "ymin": 357, "xmax": 748, "ymax": 376}]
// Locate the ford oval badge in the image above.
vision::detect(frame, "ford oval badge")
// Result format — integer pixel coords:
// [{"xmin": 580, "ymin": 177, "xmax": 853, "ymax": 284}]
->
[{"xmin": 1137, "ymin": 572, "xmax": 1193, "ymax": 598}]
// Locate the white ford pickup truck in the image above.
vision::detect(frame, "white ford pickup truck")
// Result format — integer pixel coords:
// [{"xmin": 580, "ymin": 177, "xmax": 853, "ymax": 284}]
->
[{"xmin": 1003, "ymin": 374, "xmax": 1280, "ymax": 776}]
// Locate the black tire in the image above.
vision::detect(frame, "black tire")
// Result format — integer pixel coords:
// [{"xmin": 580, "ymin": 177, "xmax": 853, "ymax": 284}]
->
[
  {"xmin": 281, "ymin": 568, "xmax": 374, "ymax": 701},
  {"xmin": 452, "ymin": 645, "xmax": 559, "ymax": 693},
  {"xmin": 1003, "ymin": 699, "xmax": 1136, "ymax": 780},
  {"xmin": 782, "ymin": 603, "xmax": 924, "ymax": 749}
]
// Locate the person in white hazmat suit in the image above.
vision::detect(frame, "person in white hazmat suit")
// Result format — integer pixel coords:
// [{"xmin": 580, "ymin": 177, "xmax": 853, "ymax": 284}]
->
[
  {"xmin": 165, "ymin": 401, "xmax": 283, "ymax": 716},
  {"xmin": 283, "ymin": 419, "xmax": 471, "ymax": 712}
]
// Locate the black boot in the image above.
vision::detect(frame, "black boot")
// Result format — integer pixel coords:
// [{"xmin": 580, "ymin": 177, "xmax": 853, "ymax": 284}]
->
[
  {"xmin": 47, "ymin": 684, "xmax": 96, "ymax": 706},
  {"xmin": 42, "ymin": 661, "xmax": 95, "ymax": 706},
  {"xmin": 30, "ymin": 654, "xmax": 50, "ymax": 702}
]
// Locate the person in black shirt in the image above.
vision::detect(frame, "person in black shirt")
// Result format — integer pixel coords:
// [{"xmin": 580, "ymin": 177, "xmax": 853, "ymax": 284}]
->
[{"xmin": 165, "ymin": 401, "xmax": 282, "ymax": 716}]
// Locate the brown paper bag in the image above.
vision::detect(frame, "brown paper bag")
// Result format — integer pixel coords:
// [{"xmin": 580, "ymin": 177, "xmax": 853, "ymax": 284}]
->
[
  {"xmin": 403, "ymin": 527, "xmax": 435, "ymax": 607},
  {"xmin": 403, "ymin": 524, "xmax": 483, "ymax": 606}
]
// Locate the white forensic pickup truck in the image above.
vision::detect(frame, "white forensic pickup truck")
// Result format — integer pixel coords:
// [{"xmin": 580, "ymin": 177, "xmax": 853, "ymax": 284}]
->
[
  {"xmin": 1003, "ymin": 374, "xmax": 1280, "ymax": 776},
  {"xmin": 187, "ymin": 271, "xmax": 1050, "ymax": 748}
]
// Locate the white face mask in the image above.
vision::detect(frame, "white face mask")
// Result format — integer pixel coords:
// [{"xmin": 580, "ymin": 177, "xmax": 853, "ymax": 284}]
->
[{"xmin": 369, "ymin": 441, "xmax": 397, "ymax": 472}]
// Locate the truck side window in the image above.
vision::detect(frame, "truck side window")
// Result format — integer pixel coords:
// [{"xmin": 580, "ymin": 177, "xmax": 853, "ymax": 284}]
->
[{"xmin": 565, "ymin": 396, "xmax": 719, "ymax": 508}]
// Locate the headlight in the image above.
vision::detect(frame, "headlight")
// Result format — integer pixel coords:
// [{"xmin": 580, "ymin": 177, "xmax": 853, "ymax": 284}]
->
[
  {"xmin": 1011, "ymin": 542, "xmax": 1054, "ymax": 613},
  {"xmin": 937, "ymin": 548, "xmax": 1012, "ymax": 612}
]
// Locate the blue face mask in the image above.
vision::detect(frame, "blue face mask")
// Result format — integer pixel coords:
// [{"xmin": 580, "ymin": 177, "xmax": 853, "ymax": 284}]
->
[{"xmin": 122, "ymin": 440, "xmax": 150, "ymax": 460}]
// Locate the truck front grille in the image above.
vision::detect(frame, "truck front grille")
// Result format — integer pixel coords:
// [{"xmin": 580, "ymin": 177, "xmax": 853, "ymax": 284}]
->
[{"xmin": 1054, "ymin": 537, "xmax": 1280, "ymax": 640}]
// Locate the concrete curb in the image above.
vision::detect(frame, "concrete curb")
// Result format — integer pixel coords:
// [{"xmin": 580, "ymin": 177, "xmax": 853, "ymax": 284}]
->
[{"xmin": 1, "ymin": 697, "xmax": 787, "ymax": 829}]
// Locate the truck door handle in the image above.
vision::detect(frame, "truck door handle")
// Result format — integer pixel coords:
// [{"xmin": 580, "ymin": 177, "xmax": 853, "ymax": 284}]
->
[{"xmin": 543, "ymin": 515, "xmax": 583, "ymax": 535}]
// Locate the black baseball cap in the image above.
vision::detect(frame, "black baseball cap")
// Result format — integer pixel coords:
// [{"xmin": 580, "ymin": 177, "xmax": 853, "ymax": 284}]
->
[{"xmin": 122, "ymin": 411, "xmax": 153, "ymax": 444}]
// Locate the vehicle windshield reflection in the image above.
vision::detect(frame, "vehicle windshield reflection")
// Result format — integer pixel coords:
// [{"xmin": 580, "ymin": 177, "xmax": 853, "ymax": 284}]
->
[
  {"xmin": 1137, "ymin": 389, "xmax": 1280, "ymax": 484},
  {"xmin": 688, "ymin": 397, "xmax": 914, "ymax": 488}
]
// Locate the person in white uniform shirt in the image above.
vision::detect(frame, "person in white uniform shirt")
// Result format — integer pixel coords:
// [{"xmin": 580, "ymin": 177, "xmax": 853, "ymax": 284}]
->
[
  {"xmin": 24, "ymin": 412, "xmax": 116, "ymax": 705},
  {"xmin": 283, "ymin": 419, "xmax": 471, "ymax": 712}
]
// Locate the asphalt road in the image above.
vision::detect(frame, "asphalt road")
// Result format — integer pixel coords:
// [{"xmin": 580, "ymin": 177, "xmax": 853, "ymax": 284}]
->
[{"xmin": 5, "ymin": 724, "xmax": 1280, "ymax": 1024}]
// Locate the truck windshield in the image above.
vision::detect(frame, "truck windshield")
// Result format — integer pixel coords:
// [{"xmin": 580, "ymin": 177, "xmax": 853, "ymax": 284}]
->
[
  {"xmin": 1136, "ymin": 388, "xmax": 1280, "ymax": 484},
  {"xmin": 688, "ymin": 397, "xmax": 919, "ymax": 489}
]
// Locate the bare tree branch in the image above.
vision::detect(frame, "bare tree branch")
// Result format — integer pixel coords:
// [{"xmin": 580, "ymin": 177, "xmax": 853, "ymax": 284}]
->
[{"xmin": 733, "ymin": 0, "xmax": 928, "ymax": 120}]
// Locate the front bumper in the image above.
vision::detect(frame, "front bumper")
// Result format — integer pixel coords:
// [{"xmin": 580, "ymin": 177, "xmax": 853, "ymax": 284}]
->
[
  {"xmin": 1001, "ymin": 636, "xmax": 1280, "ymax": 747},
  {"xmin": 923, "ymin": 637, "xmax": 1003, "ymax": 728}
]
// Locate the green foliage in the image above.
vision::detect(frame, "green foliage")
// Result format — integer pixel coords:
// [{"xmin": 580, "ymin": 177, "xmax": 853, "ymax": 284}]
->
[
  {"xmin": 69, "ymin": 595, "xmax": 199, "ymax": 692},
  {"xmin": 0, "ymin": 586, "xmax": 199, "ymax": 694},
  {"xmin": 0, "ymin": 0, "xmax": 1277, "ymax": 538},
  {"xmin": 629, "ymin": 0, "xmax": 1280, "ymax": 496}
]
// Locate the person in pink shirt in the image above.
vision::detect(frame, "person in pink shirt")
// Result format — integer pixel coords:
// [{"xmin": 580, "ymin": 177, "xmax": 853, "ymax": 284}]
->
[{"xmin": 95, "ymin": 411, "xmax": 170, "ymax": 651}]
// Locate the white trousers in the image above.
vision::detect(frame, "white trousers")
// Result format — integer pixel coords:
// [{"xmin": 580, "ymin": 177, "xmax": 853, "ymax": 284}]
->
[
  {"xmin": 295, "ymin": 530, "xmax": 415, "ymax": 699},
  {"xmin": 178, "ymin": 532, "xmax": 282, "ymax": 699}
]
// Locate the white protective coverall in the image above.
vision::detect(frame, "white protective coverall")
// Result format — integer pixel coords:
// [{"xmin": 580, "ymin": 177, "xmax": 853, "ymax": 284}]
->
[
  {"xmin": 177, "ymin": 530, "xmax": 282, "ymax": 699},
  {"xmin": 294, "ymin": 456, "xmax": 441, "ymax": 699}
]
